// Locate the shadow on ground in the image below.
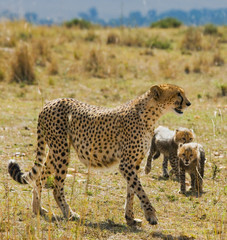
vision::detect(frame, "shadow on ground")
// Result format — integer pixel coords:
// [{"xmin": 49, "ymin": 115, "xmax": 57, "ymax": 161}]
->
[
  {"xmin": 151, "ymin": 231, "xmax": 195, "ymax": 240},
  {"xmin": 85, "ymin": 219, "xmax": 143, "ymax": 233}
]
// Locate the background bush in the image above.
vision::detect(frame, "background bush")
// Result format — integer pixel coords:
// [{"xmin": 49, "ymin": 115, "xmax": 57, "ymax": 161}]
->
[
  {"xmin": 64, "ymin": 18, "xmax": 92, "ymax": 29},
  {"xmin": 150, "ymin": 17, "xmax": 182, "ymax": 28},
  {"xmin": 203, "ymin": 23, "xmax": 218, "ymax": 35}
]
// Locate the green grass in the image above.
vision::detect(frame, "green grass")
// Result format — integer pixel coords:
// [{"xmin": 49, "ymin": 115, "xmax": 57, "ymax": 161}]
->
[{"xmin": 0, "ymin": 21, "xmax": 226, "ymax": 240}]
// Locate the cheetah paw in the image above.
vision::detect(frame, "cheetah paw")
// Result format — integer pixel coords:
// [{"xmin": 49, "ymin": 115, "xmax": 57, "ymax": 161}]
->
[
  {"xmin": 162, "ymin": 173, "xmax": 169, "ymax": 178},
  {"xmin": 69, "ymin": 212, "xmax": 80, "ymax": 221},
  {"xmin": 146, "ymin": 215, "xmax": 158, "ymax": 225},
  {"xmin": 126, "ymin": 218, "xmax": 142, "ymax": 227},
  {"xmin": 145, "ymin": 166, "xmax": 151, "ymax": 175},
  {"xmin": 40, "ymin": 207, "xmax": 48, "ymax": 216},
  {"xmin": 178, "ymin": 190, "xmax": 186, "ymax": 195}
]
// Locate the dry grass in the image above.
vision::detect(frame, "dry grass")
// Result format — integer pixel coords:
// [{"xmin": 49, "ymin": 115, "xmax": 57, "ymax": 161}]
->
[
  {"xmin": 181, "ymin": 27, "xmax": 203, "ymax": 51},
  {"xmin": 47, "ymin": 57, "xmax": 59, "ymax": 75},
  {"xmin": 0, "ymin": 21, "xmax": 226, "ymax": 240},
  {"xmin": 106, "ymin": 32, "xmax": 120, "ymax": 44},
  {"xmin": 9, "ymin": 43, "xmax": 36, "ymax": 84},
  {"xmin": 213, "ymin": 51, "xmax": 225, "ymax": 66}
]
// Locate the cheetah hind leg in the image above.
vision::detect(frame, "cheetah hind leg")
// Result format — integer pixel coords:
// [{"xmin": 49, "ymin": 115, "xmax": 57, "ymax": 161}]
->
[
  {"xmin": 51, "ymin": 143, "xmax": 80, "ymax": 221},
  {"xmin": 32, "ymin": 151, "xmax": 55, "ymax": 218},
  {"xmin": 32, "ymin": 180, "xmax": 48, "ymax": 217},
  {"xmin": 125, "ymin": 185, "xmax": 142, "ymax": 227}
]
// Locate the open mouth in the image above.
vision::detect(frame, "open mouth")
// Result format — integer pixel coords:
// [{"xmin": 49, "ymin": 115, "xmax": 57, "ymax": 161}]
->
[{"xmin": 174, "ymin": 108, "xmax": 183, "ymax": 114}]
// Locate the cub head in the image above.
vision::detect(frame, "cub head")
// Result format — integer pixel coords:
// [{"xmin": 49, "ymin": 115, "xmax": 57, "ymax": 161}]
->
[
  {"xmin": 178, "ymin": 143, "xmax": 199, "ymax": 166},
  {"xmin": 174, "ymin": 128, "xmax": 195, "ymax": 144},
  {"xmin": 150, "ymin": 84, "xmax": 191, "ymax": 114}
]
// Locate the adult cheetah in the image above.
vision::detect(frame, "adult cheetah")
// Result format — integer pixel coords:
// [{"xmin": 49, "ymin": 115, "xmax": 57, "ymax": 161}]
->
[{"xmin": 8, "ymin": 84, "xmax": 191, "ymax": 226}]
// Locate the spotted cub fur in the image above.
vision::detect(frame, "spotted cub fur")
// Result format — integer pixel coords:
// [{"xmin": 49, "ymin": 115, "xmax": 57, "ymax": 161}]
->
[
  {"xmin": 178, "ymin": 142, "xmax": 206, "ymax": 195},
  {"xmin": 8, "ymin": 84, "xmax": 191, "ymax": 226},
  {"xmin": 145, "ymin": 126, "xmax": 194, "ymax": 178}
]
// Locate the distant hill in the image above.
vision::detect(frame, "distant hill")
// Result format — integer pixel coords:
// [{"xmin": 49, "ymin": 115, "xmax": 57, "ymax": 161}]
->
[{"xmin": 1, "ymin": 8, "xmax": 227, "ymax": 26}]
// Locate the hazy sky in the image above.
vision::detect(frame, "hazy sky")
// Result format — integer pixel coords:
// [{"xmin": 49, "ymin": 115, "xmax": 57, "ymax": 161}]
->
[{"xmin": 1, "ymin": 0, "xmax": 227, "ymax": 20}]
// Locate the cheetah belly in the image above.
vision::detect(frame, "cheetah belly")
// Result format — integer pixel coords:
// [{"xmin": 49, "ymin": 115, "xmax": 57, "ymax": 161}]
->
[{"xmin": 73, "ymin": 138, "xmax": 121, "ymax": 169}]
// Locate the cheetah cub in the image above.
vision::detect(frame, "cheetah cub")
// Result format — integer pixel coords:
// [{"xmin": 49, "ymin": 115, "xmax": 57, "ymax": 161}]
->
[
  {"xmin": 178, "ymin": 142, "xmax": 206, "ymax": 195},
  {"xmin": 145, "ymin": 126, "xmax": 194, "ymax": 178}
]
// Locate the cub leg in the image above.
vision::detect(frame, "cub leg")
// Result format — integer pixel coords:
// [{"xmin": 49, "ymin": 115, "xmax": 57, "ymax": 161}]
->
[
  {"xmin": 162, "ymin": 156, "xmax": 169, "ymax": 178},
  {"xmin": 169, "ymin": 155, "xmax": 180, "ymax": 180},
  {"xmin": 179, "ymin": 164, "xmax": 186, "ymax": 194},
  {"xmin": 145, "ymin": 138, "xmax": 159, "ymax": 175},
  {"xmin": 189, "ymin": 173, "xmax": 196, "ymax": 192}
]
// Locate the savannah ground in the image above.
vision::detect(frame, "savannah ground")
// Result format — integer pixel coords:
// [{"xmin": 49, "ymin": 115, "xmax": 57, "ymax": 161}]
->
[{"xmin": 0, "ymin": 21, "xmax": 226, "ymax": 239}]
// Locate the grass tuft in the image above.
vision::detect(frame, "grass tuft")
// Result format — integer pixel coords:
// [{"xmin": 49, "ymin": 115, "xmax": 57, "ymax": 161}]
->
[
  {"xmin": 213, "ymin": 51, "xmax": 225, "ymax": 66},
  {"xmin": 181, "ymin": 27, "xmax": 203, "ymax": 51},
  {"xmin": 0, "ymin": 68, "xmax": 5, "ymax": 81},
  {"xmin": 10, "ymin": 43, "xmax": 36, "ymax": 84},
  {"xmin": 106, "ymin": 32, "xmax": 120, "ymax": 44}
]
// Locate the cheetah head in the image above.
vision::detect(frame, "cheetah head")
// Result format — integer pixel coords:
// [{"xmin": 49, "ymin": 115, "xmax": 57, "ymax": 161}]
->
[
  {"xmin": 150, "ymin": 84, "xmax": 191, "ymax": 114},
  {"xmin": 174, "ymin": 128, "xmax": 195, "ymax": 144},
  {"xmin": 178, "ymin": 143, "xmax": 199, "ymax": 166}
]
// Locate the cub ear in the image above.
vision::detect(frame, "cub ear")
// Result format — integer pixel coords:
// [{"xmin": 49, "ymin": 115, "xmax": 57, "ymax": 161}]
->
[{"xmin": 150, "ymin": 85, "xmax": 162, "ymax": 101}]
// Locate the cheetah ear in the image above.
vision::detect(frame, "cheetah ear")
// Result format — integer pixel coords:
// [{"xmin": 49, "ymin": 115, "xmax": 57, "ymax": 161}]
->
[
  {"xmin": 150, "ymin": 85, "xmax": 162, "ymax": 101},
  {"xmin": 190, "ymin": 129, "xmax": 196, "ymax": 137}
]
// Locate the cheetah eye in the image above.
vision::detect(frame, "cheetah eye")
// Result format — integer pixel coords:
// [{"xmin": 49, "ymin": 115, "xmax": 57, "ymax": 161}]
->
[
  {"xmin": 189, "ymin": 138, "xmax": 193, "ymax": 141},
  {"xmin": 182, "ymin": 153, "xmax": 186, "ymax": 157},
  {"xmin": 177, "ymin": 92, "xmax": 181, "ymax": 97},
  {"xmin": 182, "ymin": 138, "xmax": 186, "ymax": 141},
  {"xmin": 190, "ymin": 154, "xmax": 193, "ymax": 157}
]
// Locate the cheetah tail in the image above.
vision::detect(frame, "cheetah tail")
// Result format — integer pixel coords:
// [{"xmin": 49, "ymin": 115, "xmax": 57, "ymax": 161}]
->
[
  {"xmin": 8, "ymin": 124, "xmax": 46, "ymax": 185},
  {"xmin": 8, "ymin": 159, "xmax": 28, "ymax": 184}
]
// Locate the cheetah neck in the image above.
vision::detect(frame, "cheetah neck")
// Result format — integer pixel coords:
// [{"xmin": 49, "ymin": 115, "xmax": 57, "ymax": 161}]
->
[{"xmin": 133, "ymin": 92, "xmax": 168, "ymax": 132}]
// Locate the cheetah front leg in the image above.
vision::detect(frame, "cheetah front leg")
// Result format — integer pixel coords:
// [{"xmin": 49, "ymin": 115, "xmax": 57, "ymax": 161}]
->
[
  {"xmin": 194, "ymin": 171, "xmax": 203, "ymax": 195},
  {"xmin": 189, "ymin": 173, "xmax": 196, "ymax": 192},
  {"xmin": 145, "ymin": 153, "xmax": 153, "ymax": 175},
  {"xmin": 179, "ymin": 163, "xmax": 186, "ymax": 194},
  {"xmin": 162, "ymin": 156, "xmax": 169, "ymax": 178},
  {"xmin": 120, "ymin": 161, "xmax": 158, "ymax": 225}
]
